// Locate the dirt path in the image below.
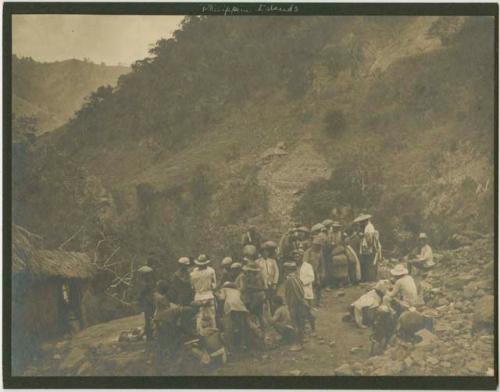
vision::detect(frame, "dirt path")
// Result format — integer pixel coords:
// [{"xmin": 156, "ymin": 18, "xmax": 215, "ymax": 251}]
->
[{"xmin": 215, "ymin": 284, "xmax": 372, "ymax": 376}]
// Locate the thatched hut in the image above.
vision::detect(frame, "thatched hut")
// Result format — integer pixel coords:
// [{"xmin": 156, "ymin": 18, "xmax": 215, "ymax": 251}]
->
[{"xmin": 12, "ymin": 224, "xmax": 97, "ymax": 373}]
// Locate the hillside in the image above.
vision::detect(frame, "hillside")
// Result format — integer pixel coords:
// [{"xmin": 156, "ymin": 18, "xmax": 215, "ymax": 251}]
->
[
  {"xmin": 15, "ymin": 16, "xmax": 494, "ymax": 278},
  {"xmin": 12, "ymin": 55, "xmax": 129, "ymax": 133}
]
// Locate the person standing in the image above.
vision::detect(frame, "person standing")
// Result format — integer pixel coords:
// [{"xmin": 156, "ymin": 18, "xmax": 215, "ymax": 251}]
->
[
  {"xmin": 218, "ymin": 257, "xmax": 234, "ymax": 289},
  {"xmin": 354, "ymin": 214, "xmax": 382, "ymax": 282},
  {"xmin": 257, "ymin": 241, "xmax": 280, "ymax": 311},
  {"xmin": 283, "ymin": 261, "xmax": 312, "ymax": 352},
  {"xmin": 137, "ymin": 265, "xmax": 155, "ymax": 342},
  {"xmin": 330, "ymin": 221, "xmax": 350, "ymax": 288},
  {"xmin": 303, "ymin": 236, "xmax": 325, "ymax": 306},
  {"xmin": 216, "ymin": 281, "xmax": 249, "ymax": 354},
  {"xmin": 170, "ymin": 257, "xmax": 194, "ymax": 306},
  {"xmin": 190, "ymin": 254, "xmax": 217, "ymax": 334},
  {"xmin": 237, "ymin": 260, "xmax": 266, "ymax": 329},
  {"xmin": 241, "ymin": 226, "xmax": 263, "ymax": 254}
]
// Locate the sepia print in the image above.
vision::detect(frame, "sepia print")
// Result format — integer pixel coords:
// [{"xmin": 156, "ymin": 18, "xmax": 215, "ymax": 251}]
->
[{"xmin": 7, "ymin": 7, "xmax": 497, "ymax": 384}]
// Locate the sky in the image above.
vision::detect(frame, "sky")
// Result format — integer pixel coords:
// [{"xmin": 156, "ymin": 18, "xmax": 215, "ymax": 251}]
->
[{"xmin": 13, "ymin": 15, "xmax": 185, "ymax": 65}]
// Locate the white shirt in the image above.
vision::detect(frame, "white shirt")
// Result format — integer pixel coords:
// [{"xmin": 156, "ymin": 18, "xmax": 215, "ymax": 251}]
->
[
  {"xmin": 299, "ymin": 262, "xmax": 315, "ymax": 300},
  {"xmin": 388, "ymin": 275, "xmax": 418, "ymax": 306},
  {"xmin": 257, "ymin": 257, "xmax": 280, "ymax": 288},
  {"xmin": 190, "ymin": 266, "xmax": 216, "ymax": 301},
  {"xmin": 417, "ymin": 244, "xmax": 434, "ymax": 267}
]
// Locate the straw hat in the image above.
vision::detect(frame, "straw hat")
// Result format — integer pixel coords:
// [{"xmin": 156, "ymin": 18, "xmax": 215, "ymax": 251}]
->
[
  {"xmin": 311, "ymin": 223, "xmax": 325, "ymax": 233},
  {"xmin": 195, "ymin": 254, "xmax": 211, "ymax": 266},
  {"xmin": 331, "ymin": 221, "xmax": 342, "ymax": 229},
  {"xmin": 390, "ymin": 264, "xmax": 409, "ymax": 276},
  {"xmin": 353, "ymin": 213, "xmax": 372, "ymax": 223},
  {"xmin": 178, "ymin": 256, "xmax": 190, "ymax": 265},
  {"xmin": 137, "ymin": 265, "xmax": 153, "ymax": 274},
  {"xmin": 419, "ymin": 233, "xmax": 428, "ymax": 240},
  {"xmin": 221, "ymin": 257, "xmax": 233, "ymax": 266},
  {"xmin": 262, "ymin": 240, "xmax": 277, "ymax": 250},
  {"xmin": 222, "ymin": 281, "xmax": 238, "ymax": 289},
  {"xmin": 322, "ymin": 219, "xmax": 334, "ymax": 227},
  {"xmin": 230, "ymin": 262, "xmax": 242, "ymax": 270},
  {"xmin": 297, "ymin": 226, "xmax": 310, "ymax": 233},
  {"xmin": 243, "ymin": 245, "xmax": 257, "ymax": 257},
  {"xmin": 243, "ymin": 261, "xmax": 260, "ymax": 272}
]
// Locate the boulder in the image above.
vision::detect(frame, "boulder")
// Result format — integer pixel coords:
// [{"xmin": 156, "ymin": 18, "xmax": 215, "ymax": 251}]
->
[
  {"xmin": 414, "ymin": 329, "xmax": 439, "ymax": 352},
  {"xmin": 472, "ymin": 295, "xmax": 494, "ymax": 332},
  {"xmin": 334, "ymin": 364, "xmax": 354, "ymax": 376},
  {"xmin": 60, "ymin": 346, "xmax": 89, "ymax": 373}
]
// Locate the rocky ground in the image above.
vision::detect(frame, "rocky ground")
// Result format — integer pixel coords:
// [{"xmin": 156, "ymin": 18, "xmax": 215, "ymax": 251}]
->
[{"xmin": 23, "ymin": 238, "xmax": 495, "ymax": 377}]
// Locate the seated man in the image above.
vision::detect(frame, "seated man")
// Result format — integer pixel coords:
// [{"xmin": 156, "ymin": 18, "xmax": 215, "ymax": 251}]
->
[
  {"xmin": 348, "ymin": 280, "xmax": 389, "ymax": 328},
  {"xmin": 408, "ymin": 233, "xmax": 434, "ymax": 274},
  {"xmin": 268, "ymin": 296, "xmax": 295, "ymax": 344},
  {"xmin": 384, "ymin": 264, "xmax": 419, "ymax": 315}
]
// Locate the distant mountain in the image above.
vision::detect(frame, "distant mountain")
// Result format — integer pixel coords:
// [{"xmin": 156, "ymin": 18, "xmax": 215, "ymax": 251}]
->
[{"xmin": 12, "ymin": 55, "xmax": 129, "ymax": 133}]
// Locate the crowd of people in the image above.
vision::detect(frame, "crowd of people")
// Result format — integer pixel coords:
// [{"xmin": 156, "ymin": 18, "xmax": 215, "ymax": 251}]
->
[{"xmin": 135, "ymin": 213, "xmax": 436, "ymax": 370}]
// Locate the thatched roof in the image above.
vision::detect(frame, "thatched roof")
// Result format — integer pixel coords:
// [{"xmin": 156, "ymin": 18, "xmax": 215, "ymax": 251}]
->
[
  {"xmin": 30, "ymin": 250, "xmax": 96, "ymax": 279},
  {"xmin": 12, "ymin": 224, "xmax": 41, "ymax": 274},
  {"xmin": 12, "ymin": 224, "xmax": 96, "ymax": 279}
]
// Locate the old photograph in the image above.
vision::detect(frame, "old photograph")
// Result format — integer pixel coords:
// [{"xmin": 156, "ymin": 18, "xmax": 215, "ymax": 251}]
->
[{"xmin": 7, "ymin": 7, "xmax": 497, "ymax": 384}]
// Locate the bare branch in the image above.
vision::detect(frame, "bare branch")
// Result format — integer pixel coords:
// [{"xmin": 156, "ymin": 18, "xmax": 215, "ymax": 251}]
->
[
  {"xmin": 59, "ymin": 226, "xmax": 84, "ymax": 250},
  {"xmin": 102, "ymin": 247, "xmax": 121, "ymax": 267}
]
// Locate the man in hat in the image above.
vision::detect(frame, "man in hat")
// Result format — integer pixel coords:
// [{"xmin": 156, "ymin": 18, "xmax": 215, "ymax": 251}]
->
[
  {"xmin": 354, "ymin": 213, "xmax": 381, "ymax": 282},
  {"xmin": 241, "ymin": 225, "xmax": 262, "ymax": 254},
  {"xmin": 218, "ymin": 257, "xmax": 234, "ymax": 289},
  {"xmin": 216, "ymin": 281, "xmax": 249, "ymax": 353},
  {"xmin": 303, "ymin": 236, "xmax": 326, "ymax": 306},
  {"xmin": 385, "ymin": 264, "xmax": 418, "ymax": 314},
  {"xmin": 283, "ymin": 260, "xmax": 312, "ymax": 351},
  {"xmin": 297, "ymin": 226, "xmax": 311, "ymax": 251},
  {"xmin": 170, "ymin": 257, "xmax": 194, "ymax": 306},
  {"xmin": 242, "ymin": 244, "xmax": 258, "ymax": 267},
  {"xmin": 190, "ymin": 254, "xmax": 217, "ymax": 334},
  {"xmin": 348, "ymin": 280, "xmax": 389, "ymax": 328},
  {"xmin": 237, "ymin": 260, "xmax": 266, "ymax": 329},
  {"xmin": 408, "ymin": 233, "xmax": 434, "ymax": 274},
  {"xmin": 278, "ymin": 224, "xmax": 302, "ymax": 272},
  {"xmin": 328, "ymin": 221, "xmax": 350, "ymax": 288},
  {"xmin": 229, "ymin": 262, "xmax": 243, "ymax": 283},
  {"xmin": 257, "ymin": 241, "xmax": 280, "ymax": 302}
]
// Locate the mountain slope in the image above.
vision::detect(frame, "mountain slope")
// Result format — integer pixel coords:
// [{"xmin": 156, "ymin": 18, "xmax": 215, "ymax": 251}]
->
[
  {"xmin": 12, "ymin": 55, "xmax": 129, "ymax": 133},
  {"xmin": 15, "ymin": 16, "xmax": 494, "ymax": 269}
]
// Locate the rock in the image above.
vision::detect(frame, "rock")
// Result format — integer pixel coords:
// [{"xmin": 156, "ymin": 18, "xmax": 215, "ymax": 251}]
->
[
  {"xmin": 404, "ymin": 357, "xmax": 413, "ymax": 368},
  {"xmin": 437, "ymin": 297, "xmax": 449, "ymax": 306},
  {"xmin": 334, "ymin": 364, "xmax": 354, "ymax": 376},
  {"xmin": 53, "ymin": 354, "xmax": 61, "ymax": 360},
  {"xmin": 77, "ymin": 361, "xmax": 93, "ymax": 376},
  {"xmin": 60, "ymin": 346, "xmax": 89, "ymax": 372},
  {"xmin": 427, "ymin": 356, "xmax": 439, "ymax": 366},
  {"xmin": 467, "ymin": 359, "xmax": 485, "ymax": 374},
  {"xmin": 462, "ymin": 282, "xmax": 477, "ymax": 299},
  {"xmin": 350, "ymin": 346, "xmax": 363, "ymax": 354},
  {"xmin": 414, "ymin": 329, "xmax": 439, "ymax": 352},
  {"xmin": 329, "ymin": 340, "xmax": 336, "ymax": 347},
  {"xmin": 442, "ymin": 361, "xmax": 451, "ymax": 368},
  {"xmin": 473, "ymin": 295, "xmax": 494, "ymax": 332}
]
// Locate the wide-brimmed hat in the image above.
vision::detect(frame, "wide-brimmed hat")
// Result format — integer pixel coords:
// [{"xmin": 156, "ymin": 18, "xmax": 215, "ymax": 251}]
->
[
  {"xmin": 243, "ymin": 245, "xmax": 257, "ymax": 257},
  {"xmin": 353, "ymin": 213, "xmax": 372, "ymax": 223},
  {"xmin": 322, "ymin": 219, "xmax": 334, "ymax": 227},
  {"xmin": 137, "ymin": 265, "xmax": 153, "ymax": 274},
  {"xmin": 243, "ymin": 261, "xmax": 260, "ymax": 272},
  {"xmin": 374, "ymin": 279, "xmax": 390, "ymax": 294},
  {"xmin": 221, "ymin": 257, "xmax": 233, "ymax": 266},
  {"xmin": 419, "ymin": 233, "xmax": 428, "ymax": 240},
  {"xmin": 195, "ymin": 254, "xmax": 211, "ymax": 266},
  {"xmin": 311, "ymin": 223, "xmax": 325, "ymax": 233},
  {"xmin": 331, "ymin": 221, "xmax": 342, "ymax": 229},
  {"xmin": 262, "ymin": 240, "xmax": 277, "ymax": 250},
  {"xmin": 230, "ymin": 262, "xmax": 242, "ymax": 270},
  {"xmin": 283, "ymin": 261, "xmax": 297, "ymax": 269},
  {"xmin": 178, "ymin": 256, "xmax": 190, "ymax": 265},
  {"xmin": 390, "ymin": 264, "xmax": 409, "ymax": 276},
  {"xmin": 297, "ymin": 226, "xmax": 310, "ymax": 233}
]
